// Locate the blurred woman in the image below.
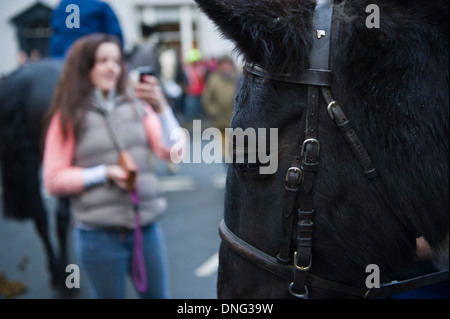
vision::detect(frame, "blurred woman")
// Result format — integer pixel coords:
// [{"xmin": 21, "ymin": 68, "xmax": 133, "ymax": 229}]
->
[{"xmin": 42, "ymin": 33, "xmax": 184, "ymax": 298}]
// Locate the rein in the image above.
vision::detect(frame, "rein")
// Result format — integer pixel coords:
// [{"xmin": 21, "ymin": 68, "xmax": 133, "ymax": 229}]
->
[
  {"xmin": 220, "ymin": 0, "xmax": 448, "ymax": 298},
  {"xmin": 219, "ymin": 221, "xmax": 449, "ymax": 298}
]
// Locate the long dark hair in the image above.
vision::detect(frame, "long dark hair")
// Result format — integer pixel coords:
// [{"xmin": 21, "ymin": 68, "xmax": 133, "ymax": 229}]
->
[{"xmin": 44, "ymin": 33, "xmax": 129, "ymax": 142}]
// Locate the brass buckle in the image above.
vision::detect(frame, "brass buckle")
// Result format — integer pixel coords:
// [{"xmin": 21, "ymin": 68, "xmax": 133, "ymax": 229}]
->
[{"xmin": 294, "ymin": 251, "xmax": 312, "ymax": 272}]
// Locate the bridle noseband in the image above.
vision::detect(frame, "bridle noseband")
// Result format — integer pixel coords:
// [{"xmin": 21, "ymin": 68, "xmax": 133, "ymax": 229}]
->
[{"xmin": 219, "ymin": 0, "xmax": 448, "ymax": 298}]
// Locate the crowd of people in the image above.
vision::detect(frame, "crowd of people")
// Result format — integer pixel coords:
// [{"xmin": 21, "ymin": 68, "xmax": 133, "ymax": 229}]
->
[{"xmin": 183, "ymin": 50, "xmax": 238, "ymax": 127}]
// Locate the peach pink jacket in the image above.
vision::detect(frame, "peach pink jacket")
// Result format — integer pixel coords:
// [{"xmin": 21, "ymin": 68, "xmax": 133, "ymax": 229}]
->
[{"xmin": 43, "ymin": 105, "xmax": 183, "ymax": 196}]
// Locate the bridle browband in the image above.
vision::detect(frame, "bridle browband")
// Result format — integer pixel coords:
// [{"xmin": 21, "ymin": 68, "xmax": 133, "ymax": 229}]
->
[{"xmin": 219, "ymin": 0, "xmax": 449, "ymax": 298}]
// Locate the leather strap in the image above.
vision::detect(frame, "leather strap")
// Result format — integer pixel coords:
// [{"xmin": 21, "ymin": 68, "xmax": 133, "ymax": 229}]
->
[
  {"xmin": 277, "ymin": 110, "xmax": 307, "ymax": 265},
  {"xmin": 321, "ymin": 87, "xmax": 421, "ymax": 238},
  {"xmin": 309, "ymin": 0, "xmax": 334, "ymax": 71},
  {"xmin": 366, "ymin": 270, "xmax": 449, "ymax": 299},
  {"xmin": 93, "ymin": 103, "xmax": 149, "ymax": 293},
  {"xmin": 288, "ymin": 0, "xmax": 334, "ymax": 298},
  {"xmin": 220, "ymin": 219, "xmax": 449, "ymax": 298},
  {"xmin": 290, "ymin": 85, "xmax": 320, "ymax": 297},
  {"xmin": 131, "ymin": 190, "xmax": 148, "ymax": 293},
  {"xmin": 244, "ymin": 64, "xmax": 332, "ymax": 87},
  {"xmin": 244, "ymin": 0, "xmax": 333, "ymax": 88}
]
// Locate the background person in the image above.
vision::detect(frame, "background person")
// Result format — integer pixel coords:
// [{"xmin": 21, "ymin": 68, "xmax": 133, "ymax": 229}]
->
[
  {"xmin": 202, "ymin": 56, "xmax": 238, "ymax": 159},
  {"xmin": 184, "ymin": 48, "xmax": 206, "ymax": 119},
  {"xmin": 42, "ymin": 33, "xmax": 184, "ymax": 299},
  {"xmin": 49, "ymin": 0, "xmax": 124, "ymax": 59}
]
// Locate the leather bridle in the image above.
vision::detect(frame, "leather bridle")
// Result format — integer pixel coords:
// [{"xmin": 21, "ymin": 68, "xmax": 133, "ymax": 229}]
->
[{"xmin": 219, "ymin": 0, "xmax": 448, "ymax": 298}]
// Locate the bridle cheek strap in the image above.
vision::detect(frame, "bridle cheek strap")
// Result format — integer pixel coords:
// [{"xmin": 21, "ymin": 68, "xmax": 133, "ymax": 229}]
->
[{"xmin": 286, "ymin": 0, "xmax": 334, "ymax": 298}]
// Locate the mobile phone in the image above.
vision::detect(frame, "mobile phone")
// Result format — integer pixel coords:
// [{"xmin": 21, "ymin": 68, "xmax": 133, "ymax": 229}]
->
[{"xmin": 137, "ymin": 66, "xmax": 155, "ymax": 82}]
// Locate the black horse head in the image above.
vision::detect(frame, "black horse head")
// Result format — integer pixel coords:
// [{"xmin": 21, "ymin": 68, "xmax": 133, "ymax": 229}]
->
[{"xmin": 195, "ymin": 0, "xmax": 449, "ymax": 298}]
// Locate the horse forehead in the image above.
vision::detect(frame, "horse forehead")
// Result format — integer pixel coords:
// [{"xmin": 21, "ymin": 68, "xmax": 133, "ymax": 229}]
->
[{"xmin": 232, "ymin": 83, "xmax": 304, "ymax": 130}]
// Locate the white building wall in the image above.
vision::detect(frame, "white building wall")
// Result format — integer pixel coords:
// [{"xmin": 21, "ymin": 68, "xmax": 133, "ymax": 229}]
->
[
  {"xmin": 197, "ymin": 10, "xmax": 235, "ymax": 60},
  {"xmin": 0, "ymin": 0, "xmax": 235, "ymax": 77},
  {"xmin": 108, "ymin": 0, "xmax": 235, "ymax": 61}
]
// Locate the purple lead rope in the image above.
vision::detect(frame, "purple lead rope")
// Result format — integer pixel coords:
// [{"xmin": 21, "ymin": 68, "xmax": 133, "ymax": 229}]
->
[{"xmin": 131, "ymin": 189, "xmax": 148, "ymax": 293}]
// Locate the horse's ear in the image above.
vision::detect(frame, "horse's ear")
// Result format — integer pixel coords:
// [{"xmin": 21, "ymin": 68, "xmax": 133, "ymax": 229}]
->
[{"xmin": 195, "ymin": 0, "xmax": 315, "ymax": 73}]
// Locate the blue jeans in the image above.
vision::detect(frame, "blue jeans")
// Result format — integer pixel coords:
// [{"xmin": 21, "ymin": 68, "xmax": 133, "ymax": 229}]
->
[{"xmin": 73, "ymin": 222, "xmax": 171, "ymax": 299}]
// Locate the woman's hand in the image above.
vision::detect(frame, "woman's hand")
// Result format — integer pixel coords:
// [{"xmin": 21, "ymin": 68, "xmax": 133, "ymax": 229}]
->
[
  {"xmin": 415, "ymin": 236, "xmax": 432, "ymax": 261},
  {"xmin": 134, "ymin": 75, "xmax": 169, "ymax": 114},
  {"xmin": 106, "ymin": 164, "xmax": 129, "ymax": 190}
]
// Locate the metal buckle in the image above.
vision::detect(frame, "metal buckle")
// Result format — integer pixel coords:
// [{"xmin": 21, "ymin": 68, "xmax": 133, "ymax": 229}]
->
[
  {"xmin": 289, "ymin": 283, "xmax": 309, "ymax": 299},
  {"xmin": 294, "ymin": 251, "xmax": 312, "ymax": 272},
  {"xmin": 300, "ymin": 138, "xmax": 320, "ymax": 159},
  {"xmin": 327, "ymin": 101, "xmax": 338, "ymax": 120},
  {"xmin": 316, "ymin": 30, "xmax": 326, "ymax": 39},
  {"xmin": 285, "ymin": 167, "xmax": 302, "ymax": 191}
]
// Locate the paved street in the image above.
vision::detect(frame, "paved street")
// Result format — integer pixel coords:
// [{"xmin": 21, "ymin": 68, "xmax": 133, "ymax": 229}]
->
[{"xmin": 0, "ymin": 136, "xmax": 227, "ymax": 299}]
